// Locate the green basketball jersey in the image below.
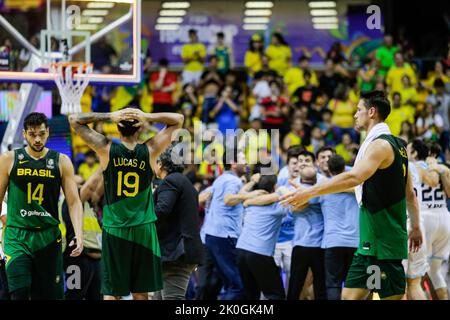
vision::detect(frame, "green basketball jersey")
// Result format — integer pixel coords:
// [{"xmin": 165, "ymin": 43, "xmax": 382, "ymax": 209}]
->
[
  {"xmin": 215, "ymin": 45, "xmax": 230, "ymax": 74},
  {"xmin": 7, "ymin": 148, "xmax": 61, "ymax": 229},
  {"xmin": 357, "ymin": 134, "xmax": 409, "ymax": 260},
  {"xmin": 102, "ymin": 142, "xmax": 156, "ymax": 228}
]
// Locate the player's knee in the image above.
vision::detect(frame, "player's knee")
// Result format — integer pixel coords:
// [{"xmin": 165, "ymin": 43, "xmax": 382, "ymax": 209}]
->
[
  {"xmin": 10, "ymin": 287, "xmax": 31, "ymax": 300},
  {"xmin": 132, "ymin": 292, "xmax": 148, "ymax": 300},
  {"xmin": 429, "ymin": 259, "xmax": 447, "ymax": 289}
]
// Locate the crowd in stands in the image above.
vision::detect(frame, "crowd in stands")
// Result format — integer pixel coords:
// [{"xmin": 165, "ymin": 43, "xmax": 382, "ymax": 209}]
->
[
  {"xmin": 2, "ymin": 27, "xmax": 450, "ymax": 300},
  {"xmin": 58, "ymin": 31, "xmax": 449, "ymax": 188}
]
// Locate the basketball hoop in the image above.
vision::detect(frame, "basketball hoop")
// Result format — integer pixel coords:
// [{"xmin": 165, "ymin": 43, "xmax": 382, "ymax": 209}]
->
[{"xmin": 50, "ymin": 62, "xmax": 93, "ymax": 115}]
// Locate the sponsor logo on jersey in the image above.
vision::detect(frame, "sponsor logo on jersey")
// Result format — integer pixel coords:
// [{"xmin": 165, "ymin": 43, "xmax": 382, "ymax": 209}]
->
[
  {"xmin": 46, "ymin": 158, "xmax": 54, "ymax": 169},
  {"xmin": 19, "ymin": 160, "xmax": 29, "ymax": 164},
  {"xmin": 17, "ymin": 168, "xmax": 55, "ymax": 178},
  {"xmin": 20, "ymin": 209, "xmax": 51, "ymax": 218},
  {"xmin": 399, "ymin": 147, "xmax": 408, "ymax": 159},
  {"xmin": 362, "ymin": 242, "xmax": 371, "ymax": 250}
]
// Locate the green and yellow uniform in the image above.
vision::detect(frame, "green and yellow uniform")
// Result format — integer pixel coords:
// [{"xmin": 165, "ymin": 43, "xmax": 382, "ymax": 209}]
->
[
  {"xmin": 5, "ymin": 148, "xmax": 64, "ymax": 299},
  {"xmin": 215, "ymin": 45, "xmax": 231, "ymax": 75},
  {"xmin": 345, "ymin": 135, "xmax": 408, "ymax": 298},
  {"xmin": 101, "ymin": 142, "xmax": 162, "ymax": 296}
]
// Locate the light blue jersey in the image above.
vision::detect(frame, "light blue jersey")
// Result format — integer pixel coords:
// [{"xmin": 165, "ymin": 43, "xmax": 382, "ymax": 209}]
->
[
  {"xmin": 317, "ymin": 192, "xmax": 359, "ymax": 249},
  {"xmin": 237, "ymin": 201, "xmax": 290, "ymax": 256}
]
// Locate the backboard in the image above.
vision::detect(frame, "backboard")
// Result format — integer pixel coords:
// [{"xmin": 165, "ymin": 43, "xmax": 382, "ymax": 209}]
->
[{"xmin": 0, "ymin": 0, "xmax": 141, "ymax": 85}]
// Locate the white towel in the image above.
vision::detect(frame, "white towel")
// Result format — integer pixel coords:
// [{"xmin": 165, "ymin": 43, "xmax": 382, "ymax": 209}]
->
[{"xmin": 354, "ymin": 123, "xmax": 391, "ymax": 206}]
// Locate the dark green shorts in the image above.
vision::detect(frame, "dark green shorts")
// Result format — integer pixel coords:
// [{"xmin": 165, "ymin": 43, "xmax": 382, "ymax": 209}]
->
[
  {"xmin": 345, "ymin": 253, "xmax": 406, "ymax": 299},
  {"xmin": 4, "ymin": 226, "xmax": 64, "ymax": 299},
  {"xmin": 101, "ymin": 223, "xmax": 163, "ymax": 296}
]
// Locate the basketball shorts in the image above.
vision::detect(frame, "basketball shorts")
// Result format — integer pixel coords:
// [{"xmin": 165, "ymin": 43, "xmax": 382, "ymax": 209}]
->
[
  {"xmin": 4, "ymin": 226, "xmax": 64, "ymax": 299},
  {"xmin": 101, "ymin": 223, "xmax": 163, "ymax": 296}
]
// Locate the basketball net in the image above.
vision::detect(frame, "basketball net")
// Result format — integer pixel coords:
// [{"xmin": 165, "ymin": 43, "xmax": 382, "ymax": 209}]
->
[{"xmin": 51, "ymin": 63, "xmax": 92, "ymax": 115}]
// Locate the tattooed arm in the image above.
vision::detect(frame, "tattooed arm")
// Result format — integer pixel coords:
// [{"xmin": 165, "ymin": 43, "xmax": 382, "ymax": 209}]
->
[
  {"xmin": 118, "ymin": 109, "xmax": 184, "ymax": 172},
  {"xmin": 68, "ymin": 111, "xmax": 125, "ymax": 169}
]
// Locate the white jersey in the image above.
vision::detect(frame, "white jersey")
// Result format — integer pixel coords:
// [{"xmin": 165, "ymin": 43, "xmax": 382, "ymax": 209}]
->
[
  {"xmin": 415, "ymin": 161, "xmax": 447, "ymax": 212},
  {"xmin": 410, "ymin": 161, "xmax": 423, "ymax": 209}
]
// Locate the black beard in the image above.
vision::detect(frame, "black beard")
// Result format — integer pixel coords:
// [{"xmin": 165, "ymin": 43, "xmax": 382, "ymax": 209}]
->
[{"xmin": 29, "ymin": 144, "xmax": 44, "ymax": 152}]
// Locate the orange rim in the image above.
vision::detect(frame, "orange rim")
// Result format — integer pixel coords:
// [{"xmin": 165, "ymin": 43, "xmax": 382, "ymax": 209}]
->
[{"xmin": 51, "ymin": 62, "xmax": 93, "ymax": 71}]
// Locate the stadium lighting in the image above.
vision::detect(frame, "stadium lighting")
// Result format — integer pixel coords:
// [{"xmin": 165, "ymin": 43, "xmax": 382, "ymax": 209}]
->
[
  {"xmin": 310, "ymin": 9, "xmax": 338, "ymax": 16},
  {"xmin": 157, "ymin": 17, "xmax": 184, "ymax": 24},
  {"xmin": 87, "ymin": 2, "xmax": 115, "ymax": 9},
  {"xmin": 87, "ymin": 17, "xmax": 104, "ymax": 23},
  {"xmin": 313, "ymin": 23, "xmax": 338, "ymax": 29},
  {"xmin": 243, "ymin": 17, "xmax": 270, "ymax": 24},
  {"xmin": 155, "ymin": 24, "xmax": 180, "ymax": 30},
  {"xmin": 244, "ymin": 9, "xmax": 272, "ymax": 16},
  {"xmin": 312, "ymin": 16, "xmax": 338, "ymax": 23},
  {"xmin": 76, "ymin": 24, "xmax": 99, "ymax": 31},
  {"xmin": 159, "ymin": 9, "xmax": 187, "ymax": 16},
  {"xmin": 243, "ymin": 24, "xmax": 268, "ymax": 30},
  {"xmin": 162, "ymin": 2, "xmax": 191, "ymax": 9},
  {"xmin": 308, "ymin": 1, "xmax": 336, "ymax": 8},
  {"xmin": 82, "ymin": 10, "xmax": 109, "ymax": 16},
  {"xmin": 245, "ymin": 1, "xmax": 274, "ymax": 8}
]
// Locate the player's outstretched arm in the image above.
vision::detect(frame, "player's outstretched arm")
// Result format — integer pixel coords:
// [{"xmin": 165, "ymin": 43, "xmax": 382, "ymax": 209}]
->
[
  {"xmin": 60, "ymin": 154, "xmax": 84, "ymax": 257},
  {"xmin": 199, "ymin": 190, "xmax": 212, "ymax": 207},
  {"xmin": 429, "ymin": 164, "xmax": 450, "ymax": 198},
  {"xmin": 125, "ymin": 110, "xmax": 184, "ymax": 171},
  {"xmin": 80, "ymin": 167, "xmax": 104, "ymax": 204},
  {"xmin": 224, "ymin": 190, "xmax": 268, "ymax": 206},
  {"xmin": 144, "ymin": 112, "xmax": 184, "ymax": 154},
  {"xmin": 280, "ymin": 140, "xmax": 389, "ymax": 211},
  {"xmin": 68, "ymin": 112, "xmax": 122, "ymax": 167},
  {"xmin": 416, "ymin": 165, "xmax": 439, "ymax": 188},
  {"xmin": 406, "ymin": 168, "xmax": 423, "ymax": 253},
  {"xmin": 243, "ymin": 193, "xmax": 279, "ymax": 207},
  {"xmin": 239, "ymin": 173, "xmax": 261, "ymax": 193}
]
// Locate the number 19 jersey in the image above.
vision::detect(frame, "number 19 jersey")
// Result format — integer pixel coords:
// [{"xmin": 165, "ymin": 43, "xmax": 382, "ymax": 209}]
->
[
  {"xmin": 103, "ymin": 142, "xmax": 156, "ymax": 228},
  {"xmin": 7, "ymin": 148, "xmax": 61, "ymax": 229}
]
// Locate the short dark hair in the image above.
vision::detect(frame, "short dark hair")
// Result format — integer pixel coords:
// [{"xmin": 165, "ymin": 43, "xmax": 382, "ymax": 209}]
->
[
  {"xmin": 85, "ymin": 150, "xmax": 96, "ymax": 159},
  {"xmin": 208, "ymin": 55, "xmax": 218, "ymax": 62},
  {"xmin": 117, "ymin": 106, "xmax": 140, "ymax": 137},
  {"xmin": 269, "ymin": 80, "xmax": 281, "ymax": 91},
  {"xmin": 287, "ymin": 145, "xmax": 304, "ymax": 163},
  {"xmin": 217, "ymin": 32, "xmax": 224, "ymax": 38},
  {"xmin": 328, "ymin": 154, "xmax": 345, "ymax": 175},
  {"xmin": 23, "ymin": 112, "xmax": 48, "ymax": 130},
  {"xmin": 434, "ymin": 78, "xmax": 445, "ymax": 88},
  {"xmin": 303, "ymin": 70, "xmax": 312, "ymax": 79},
  {"xmin": 118, "ymin": 119, "xmax": 140, "ymax": 137},
  {"xmin": 158, "ymin": 145, "xmax": 185, "ymax": 174},
  {"xmin": 158, "ymin": 58, "xmax": 169, "ymax": 67},
  {"xmin": 188, "ymin": 28, "xmax": 197, "ymax": 35},
  {"xmin": 360, "ymin": 90, "xmax": 391, "ymax": 121},
  {"xmin": 298, "ymin": 55, "xmax": 309, "ymax": 63},
  {"xmin": 428, "ymin": 141, "xmax": 442, "ymax": 158},
  {"xmin": 321, "ymin": 108, "xmax": 333, "ymax": 117},
  {"xmin": 255, "ymin": 174, "xmax": 277, "ymax": 193},
  {"xmin": 316, "ymin": 146, "xmax": 336, "ymax": 159},
  {"xmin": 392, "ymin": 91, "xmax": 401, "ymax": 99},
  {"xmin": 410, "ymin": 139, "xmax": 429, "ymax": 160},
  {"xmin": 299, "ymin": 150, "xmax": 315, "ymax": 162}
]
